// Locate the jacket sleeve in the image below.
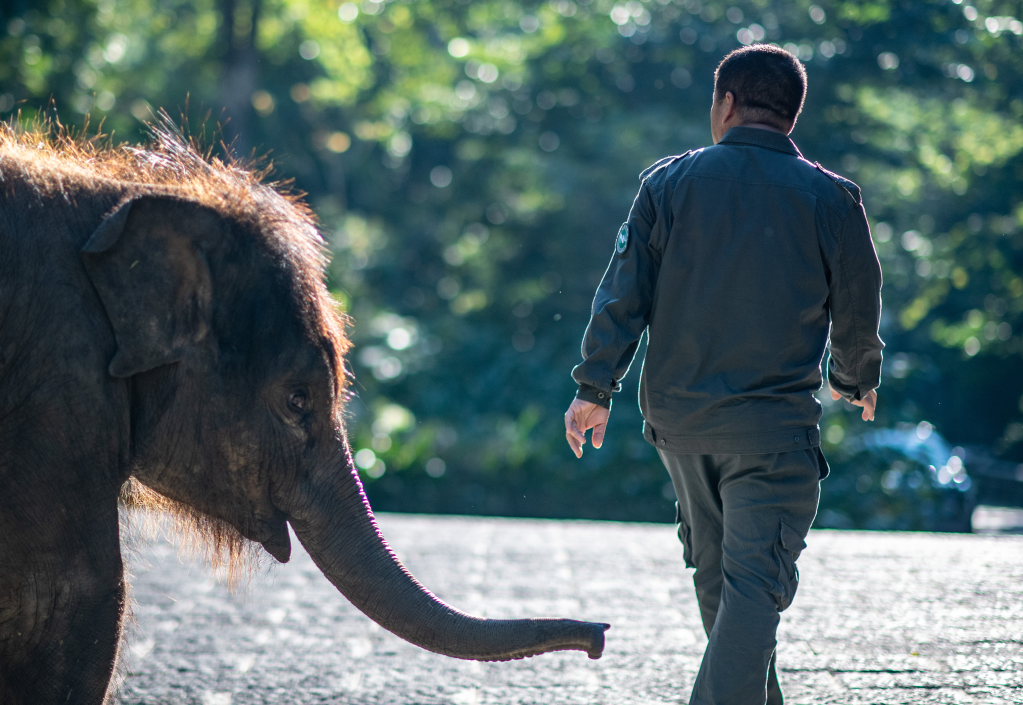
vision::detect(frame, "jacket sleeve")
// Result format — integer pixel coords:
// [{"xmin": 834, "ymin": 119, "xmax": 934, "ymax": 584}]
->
[
  {"xmin": 826, "ymin": 202, "xmax": 884, "ymax": 401},
  {"xmin": 572, "ymin": 180, "xmax": 661, "ymax": 408}
]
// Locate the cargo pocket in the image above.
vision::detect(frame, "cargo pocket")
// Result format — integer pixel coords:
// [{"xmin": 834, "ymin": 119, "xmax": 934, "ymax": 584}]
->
[
  {"xmin": 815, "ymin": 446, "xmax": 831, "ymax": 479},
  {"xmin": 771, "ymin": 520, "xmax": 807, "ymax": 612},
  {"xmin": 675, "ymin": 502, "xmax": 696, "ymax": 569}
]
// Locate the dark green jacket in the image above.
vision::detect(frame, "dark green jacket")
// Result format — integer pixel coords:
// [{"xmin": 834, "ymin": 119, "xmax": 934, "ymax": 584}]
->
[{"xmin": 572, "ymin": 126, "xmax": 884, "ymax": 457}]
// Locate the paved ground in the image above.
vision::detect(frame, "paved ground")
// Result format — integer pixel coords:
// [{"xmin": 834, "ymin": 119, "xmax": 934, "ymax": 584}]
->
[{"xmin": 115, "ymin": 513, "xmax": 1023, "ymax": 705}]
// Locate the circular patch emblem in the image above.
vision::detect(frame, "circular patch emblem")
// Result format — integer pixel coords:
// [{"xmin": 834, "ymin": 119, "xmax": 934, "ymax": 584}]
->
[{"xmin": 616, "ymin": 223, "xmax": 629, "ymax": 254}]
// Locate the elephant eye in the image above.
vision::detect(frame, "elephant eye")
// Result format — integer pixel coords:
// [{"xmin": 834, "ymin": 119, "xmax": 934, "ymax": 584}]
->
[{"xmin": 288, "ymin": 391, "xmax": 308, "ymax": 413}]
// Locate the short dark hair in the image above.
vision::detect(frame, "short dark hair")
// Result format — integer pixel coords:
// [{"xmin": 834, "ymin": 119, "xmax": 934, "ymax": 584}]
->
[{"xmin": 714, "ymin": 44, "xmax": 807, "ymax": 131}]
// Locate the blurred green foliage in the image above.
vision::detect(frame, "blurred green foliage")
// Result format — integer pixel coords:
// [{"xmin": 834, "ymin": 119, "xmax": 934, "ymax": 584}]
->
[{"xmin": 3, "ymin": 0, "xmax": 1022, "ymax": 528}]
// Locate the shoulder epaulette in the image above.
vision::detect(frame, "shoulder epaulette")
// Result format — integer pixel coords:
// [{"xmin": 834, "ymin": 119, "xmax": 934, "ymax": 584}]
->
[
  {"xmin": 639, "ymin": 150, "xmax": 694, "ymax": 182},
  {"xmin": 814, "ymin": 161, "xmax": 861, "ymax": 205}
]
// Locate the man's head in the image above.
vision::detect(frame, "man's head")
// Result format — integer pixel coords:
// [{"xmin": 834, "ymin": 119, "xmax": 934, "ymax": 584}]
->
[{"xmin": 710, "ymin": 44, "xmax": 807, "ymax": 143}]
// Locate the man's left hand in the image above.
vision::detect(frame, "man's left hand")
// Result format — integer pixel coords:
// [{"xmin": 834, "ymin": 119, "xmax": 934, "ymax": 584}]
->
[
  {"xmin": 830, "ymin": 387, "xmax": 877, "ymax": 421},
  {"xmin": 565, "ymin": 398, "xmax": 610, "ymax": 458}
]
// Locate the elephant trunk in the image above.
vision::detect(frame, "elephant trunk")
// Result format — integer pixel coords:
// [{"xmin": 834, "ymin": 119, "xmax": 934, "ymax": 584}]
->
[{"xmin": 286, "ymin": 457, "xmax": 608, "ymax": 662}]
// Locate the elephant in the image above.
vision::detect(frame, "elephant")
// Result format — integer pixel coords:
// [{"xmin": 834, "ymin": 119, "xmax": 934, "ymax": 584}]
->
[{"xmin": 0, "ymin": 122, "xmax": 608, "ymax": 704}]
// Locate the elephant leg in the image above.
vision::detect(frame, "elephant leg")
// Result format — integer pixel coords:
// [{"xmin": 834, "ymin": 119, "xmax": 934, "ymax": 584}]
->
[{"xmin": 0, "ymin": 498, "xmax": 125, "ymax": 705}]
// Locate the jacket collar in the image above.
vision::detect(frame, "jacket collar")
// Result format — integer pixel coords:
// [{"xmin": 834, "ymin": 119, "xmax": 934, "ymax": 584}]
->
[{"xmin": 719, "ymin": 126, "xmax": 802, "ymax": 157}]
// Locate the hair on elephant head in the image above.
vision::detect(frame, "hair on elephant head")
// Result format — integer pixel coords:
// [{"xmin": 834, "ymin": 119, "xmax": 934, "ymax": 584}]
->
[
  {"xmin": 81, "ymin": 189, "xmax": 346, "ymax": 568},
  {"xmin": 0, "ymin": 118, "xmax": 607, "ymax": 705}
]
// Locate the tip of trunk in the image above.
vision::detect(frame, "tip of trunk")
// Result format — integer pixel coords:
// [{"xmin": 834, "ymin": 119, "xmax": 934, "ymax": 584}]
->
[
  {"xmin": 589, "ymin": 622, "xmax": 611, "ymax": 659},
  {"xmin": 479, "ymin": 619, "xmax": 610, "ymax": 662}
]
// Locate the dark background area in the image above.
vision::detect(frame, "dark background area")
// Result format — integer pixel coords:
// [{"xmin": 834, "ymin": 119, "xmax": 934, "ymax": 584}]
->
[{"xmin": 3, "ymin": 0, "xmax": 1022, "ymax": 530}]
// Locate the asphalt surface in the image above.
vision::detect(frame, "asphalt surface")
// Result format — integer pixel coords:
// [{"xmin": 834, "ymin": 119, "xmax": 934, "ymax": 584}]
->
[{"xmin": 115, "ymin": 513, "xmax": 1023, "ymax": 705}]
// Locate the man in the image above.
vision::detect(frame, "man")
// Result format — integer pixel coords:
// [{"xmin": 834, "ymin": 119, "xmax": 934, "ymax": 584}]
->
[{"xmin": 564, "ymin": 45, "xmax": 883, "ymax": 705}]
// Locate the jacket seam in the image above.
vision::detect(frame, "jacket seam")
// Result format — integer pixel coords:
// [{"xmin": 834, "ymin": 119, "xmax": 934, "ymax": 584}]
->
[
  {"xmin": 602, "ymin": 180, "xmax": 654, "ymax": 393},
  {"xmin": 603, "ymin": 301, "xmax": 623, "ymax": 393},
  {"xmin": 717, "ymin": 139, "xmax": 798, "ymax": 156},
  {"xmin": 680, "ymin": 172, "xmax": 851, "ymax": 217},
  {"xmin": 646, "ymin": 424, "xmax": 822, "ymax": 454},
  {"xmin": 654, "ymin": 431, "xmax": 819, "ymax": 442},
  {"xmin": 646, "ymin": 179, "xmax": 668, "ymax": 256},
  {"xmin": 835, "ymin": 205, "xmax": 864, "ymax": 398}
]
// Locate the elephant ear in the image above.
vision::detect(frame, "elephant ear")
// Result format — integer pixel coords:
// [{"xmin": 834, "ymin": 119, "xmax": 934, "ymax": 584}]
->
[{"xmin": 81, "ymin": 195, "xmax": 224, "ymax": 378}]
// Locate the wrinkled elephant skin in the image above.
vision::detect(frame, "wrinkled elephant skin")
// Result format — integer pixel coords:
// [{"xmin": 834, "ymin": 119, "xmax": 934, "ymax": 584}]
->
[{"xmin": 0, "ymin": 126, "xmax": 608, "ymax": 704}]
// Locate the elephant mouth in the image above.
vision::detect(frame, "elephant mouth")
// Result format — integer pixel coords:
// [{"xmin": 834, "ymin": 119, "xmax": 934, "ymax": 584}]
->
[
  {"xmin": 250, "ymin": 512, "xmax": 292, "ymax": 563},
  {"xmin": 261, "ymin": 523, "xmax": 292, "ymax": 562}
]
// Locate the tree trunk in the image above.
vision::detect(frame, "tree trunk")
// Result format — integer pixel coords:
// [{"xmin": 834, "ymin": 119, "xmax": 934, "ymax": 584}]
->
[{"xmin": 217, "ymin": 0, "xmax": 261, "ymax": 156}]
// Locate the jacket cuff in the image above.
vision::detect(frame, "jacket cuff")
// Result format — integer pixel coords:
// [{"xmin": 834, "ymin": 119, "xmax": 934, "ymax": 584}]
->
[
  {"xmin": 576, "ymin": 383, "xmax": 612, "ymax": 409},
  {"xmin": 827, "ymin": 365, "xmax": 865, "ymax": 402}
]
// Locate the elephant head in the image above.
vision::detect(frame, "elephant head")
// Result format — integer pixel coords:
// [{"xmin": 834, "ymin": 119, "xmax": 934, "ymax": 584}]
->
[{"xmin": 80, "ymin": 187, "xmax": 608, "ymax": 662}]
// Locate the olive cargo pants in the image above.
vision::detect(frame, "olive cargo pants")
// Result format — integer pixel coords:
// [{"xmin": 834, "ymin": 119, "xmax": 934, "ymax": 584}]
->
[{"xmin": 659, "ymin": 449, "xmax": 822, "ymax": 705}]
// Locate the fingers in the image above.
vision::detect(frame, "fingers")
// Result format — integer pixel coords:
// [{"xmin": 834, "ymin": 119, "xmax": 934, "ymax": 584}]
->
[
  {"xmin": 565, "ymin": 417, "xmax": 586, "ymax": 445},
  {"xmin": 566, "ymin": 429, "xmax": 583, "ymax": 458},
  {"xmin": 567, "ymin": 433, "xmax": 583, "ymax": 458},
  {"xmin": 565, "ymin": 414, "xmax": 586, "ymax": 458},
  {"xmin": 861, "ymin": 390, "xmax": 877, "ymax": 421},
  {"xmin": 565, "ymin": 399, "xmax": 612, "ymax": 458},
  {"xmin": 850, "ymin": 391, "xmax": 877, "ymax": 421},
  {"xmin": 830, "ymin": 387, "xmax": 841, "ymax": 401}
]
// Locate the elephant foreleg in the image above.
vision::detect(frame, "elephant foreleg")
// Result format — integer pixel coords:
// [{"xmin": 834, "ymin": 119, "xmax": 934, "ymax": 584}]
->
[{"xmin": 0, "ymin": 501, "xmax": 125, "ymax": 705}]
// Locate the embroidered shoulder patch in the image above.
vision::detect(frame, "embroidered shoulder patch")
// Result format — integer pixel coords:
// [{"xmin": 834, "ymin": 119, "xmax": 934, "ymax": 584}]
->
[{"xmin": 616, "ymin": 223, "xmax": 629, "ymax": 254}]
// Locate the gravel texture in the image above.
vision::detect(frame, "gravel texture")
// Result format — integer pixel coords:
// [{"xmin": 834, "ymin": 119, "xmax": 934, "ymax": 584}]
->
[{"xmin": 115, "ymin": 514, "xmax": 1023, "ymax": 705}]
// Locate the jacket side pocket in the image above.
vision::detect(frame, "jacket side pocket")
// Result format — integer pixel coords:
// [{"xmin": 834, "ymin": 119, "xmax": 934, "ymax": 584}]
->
[
  {"xmin": 675, "ymin": 502, "xmax": 696, "ymax": 569},
  {"xmin": 771, "ymin": 520, "xmax": 807, "ymax": 612}
]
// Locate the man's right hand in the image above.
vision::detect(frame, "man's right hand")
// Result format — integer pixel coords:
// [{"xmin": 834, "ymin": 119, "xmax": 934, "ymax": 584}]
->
[
  {"xmin": 565, "ymin": 398, "xmax": 610, "ymax": 458},
  {"xmin": 830, "ymin": 387, "xmax": 877, "ymax": 421}
]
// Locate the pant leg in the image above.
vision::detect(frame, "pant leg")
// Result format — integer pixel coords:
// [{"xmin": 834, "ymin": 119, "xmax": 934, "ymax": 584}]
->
[
  {"xmin": 767, "ymin": 651, "xmax": 782, "ymax": 705},
  {"xmin": 661, "ymin": 449, "xmax": 820, "ymax": 705},
  {"xmin": 662, "ymin": 452, "xmax": 724, "ymax": 638}
]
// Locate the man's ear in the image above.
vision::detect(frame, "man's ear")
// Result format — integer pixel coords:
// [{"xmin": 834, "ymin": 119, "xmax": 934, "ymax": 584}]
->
[
  {"xmin": 721, "ymin": 91, "xmax": 738, "ymax": 122},
  {"xmin": 81, "ymin": 195, "xmax": 225, "ymax": 378}
]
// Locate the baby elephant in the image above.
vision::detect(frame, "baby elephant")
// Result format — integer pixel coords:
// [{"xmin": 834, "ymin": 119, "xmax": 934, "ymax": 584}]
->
[{"xmin": 0, "ymin": 122, "xmax": 608, "ymax": 704}]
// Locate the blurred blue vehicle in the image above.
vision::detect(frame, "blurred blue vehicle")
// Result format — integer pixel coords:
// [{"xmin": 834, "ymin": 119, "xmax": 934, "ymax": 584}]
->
[{"xmin": 816, "ymin": 424, "xmax": 1023, "ymax": 533}]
